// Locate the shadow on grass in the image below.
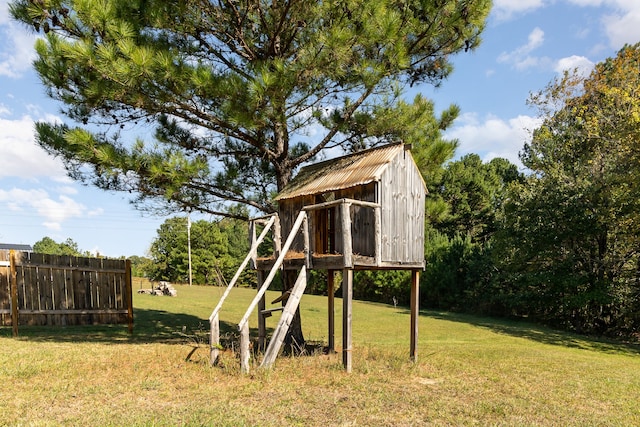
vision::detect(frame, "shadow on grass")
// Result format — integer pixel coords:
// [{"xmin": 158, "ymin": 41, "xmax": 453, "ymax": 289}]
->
[
  {"xmin": 424, "ymin": 309, "xmax": 640, "ymax": 356},
  {"xmin": 0, "ymin": 308, "xmax": 266, "ymax": 347},
  {"xmin": 1, "ymin": 307, "xmax": 331, "ymax": 362}
]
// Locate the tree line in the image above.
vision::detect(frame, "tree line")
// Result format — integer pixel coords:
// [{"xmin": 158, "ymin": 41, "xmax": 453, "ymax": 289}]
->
[{"xmin": 422, "ymin": 45, "xmax": 640, "ymax": 339}]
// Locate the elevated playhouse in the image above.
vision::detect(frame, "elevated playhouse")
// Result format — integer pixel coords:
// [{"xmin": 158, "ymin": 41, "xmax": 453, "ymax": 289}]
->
[{"xmin": 209, "ymin": 143, "xmax": 426, "ymax": 372}]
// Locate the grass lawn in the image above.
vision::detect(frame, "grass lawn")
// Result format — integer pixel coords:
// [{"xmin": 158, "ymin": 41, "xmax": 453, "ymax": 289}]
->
[{"xmin": 1, "ymin": 282, "xmax": 639, "ymax": 426}]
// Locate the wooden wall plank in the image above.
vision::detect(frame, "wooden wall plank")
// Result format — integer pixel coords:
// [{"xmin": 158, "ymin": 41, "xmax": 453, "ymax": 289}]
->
[
  {"xmin": 52, "ymin": 258, "xmax": 66, "ymax": 325},
  {"xmin": 21, "ymin": 262, "xmax": 34, "ymax": 312},
  {"xmin": 10, "ymin": 251, "xmax": 19, "ymax": 336}
]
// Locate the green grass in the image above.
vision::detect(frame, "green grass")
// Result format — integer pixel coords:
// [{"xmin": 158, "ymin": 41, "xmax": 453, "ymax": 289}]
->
[{"xmin": 1, "ymin": 283, "xmax": 639, "ymax": 426}]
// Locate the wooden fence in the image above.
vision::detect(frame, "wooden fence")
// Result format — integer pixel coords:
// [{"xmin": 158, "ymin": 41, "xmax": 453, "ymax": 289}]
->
[{"xmin": 0, "ymin": 250, "xmax": 133, "ymax": 335}]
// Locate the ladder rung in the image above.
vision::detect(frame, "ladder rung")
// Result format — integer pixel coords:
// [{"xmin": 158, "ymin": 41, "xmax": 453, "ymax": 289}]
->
[{"xmin": 260, "ymin": 307, "xmax": 284, "ymax": 318}]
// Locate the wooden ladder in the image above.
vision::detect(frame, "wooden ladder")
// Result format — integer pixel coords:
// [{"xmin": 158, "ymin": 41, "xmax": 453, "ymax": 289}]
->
[
  {"xmin": 260, "ymin": 265, "xmax": 307, "ymax": 369},
  {"xmin": 236, "ymin": 210, "xmax": 308, "ymax": 373}
]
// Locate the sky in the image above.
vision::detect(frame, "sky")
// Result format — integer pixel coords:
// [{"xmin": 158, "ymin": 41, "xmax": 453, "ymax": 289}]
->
[{"xmin": 1, "ymin": 0, "xmax": 639, "ymax": 258}]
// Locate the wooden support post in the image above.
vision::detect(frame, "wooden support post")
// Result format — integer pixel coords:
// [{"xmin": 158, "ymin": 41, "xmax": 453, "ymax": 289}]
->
[
  {"xmin": 240, "ymin": 322, "xmax": 250, "ymax": 374},
  {"xmin": 125, "ymin": 259, "xmax": 133, "ymax": 334},
  {"xmin": 374, "ymin": 206, "xmax": 382, "ymax": 266},
  {"xmin": 340, "ymin": 202, "xmax": 353, "ymax": 268},
  {"xmin": 9, "ymin": 250, "xmax": 18, "ymax": 337},
  {"xmin": 327, "ymin": 270, "xmax": 335, "ymax": 353},
  {"xmin": 257, "ymin": 270, "xmax": 266, "ymax": 351},
  {"xmin": 342, "ymin": 268, "xmax": 353, "ymax": 373},
  {"xmin": 410, "ymin": 269, "xmax": 420, "ymax": 362},
  {"xmin": 210, "ymin": 312, "xmax": 220, "ymax": 366},
  {"xmin": 302, "ymin": 215, "xmax": 311, "ymax": 269}
]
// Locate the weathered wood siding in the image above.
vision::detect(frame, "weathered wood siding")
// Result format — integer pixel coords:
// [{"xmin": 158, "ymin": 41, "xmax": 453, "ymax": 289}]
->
[
  {"xmin": 0, "ymin": 251, "xmax": 133, "ymax": 327},
  {"xmin": 278, "ymin": 195, "xmax": 314, "ymax": 253},
  {"xmin": 379, "ymin": 150, "xmax": 425, "ymax": 265}
]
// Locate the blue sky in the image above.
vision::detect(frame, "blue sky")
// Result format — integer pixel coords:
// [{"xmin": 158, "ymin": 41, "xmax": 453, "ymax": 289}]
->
[{"xmin": 1, "ymin": 0, "xmax": 639, "ymax": 258}]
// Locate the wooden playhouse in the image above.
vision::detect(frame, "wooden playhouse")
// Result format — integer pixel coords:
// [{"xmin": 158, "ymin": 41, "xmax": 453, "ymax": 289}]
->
[{"xmin": 209, "ymin": 142, "xmax": 427, "ymax": 372}]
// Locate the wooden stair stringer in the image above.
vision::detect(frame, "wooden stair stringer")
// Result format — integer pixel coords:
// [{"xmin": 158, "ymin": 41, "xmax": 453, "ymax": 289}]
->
[{"xmin": 260, "ymin": 265, "xmax": 308, "ymax": 369}]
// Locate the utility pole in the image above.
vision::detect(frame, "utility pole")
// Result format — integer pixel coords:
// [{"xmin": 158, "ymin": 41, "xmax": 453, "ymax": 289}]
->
[{"xmin": 187, "ymin": 213, "xmax": 193, "ymax": 286}]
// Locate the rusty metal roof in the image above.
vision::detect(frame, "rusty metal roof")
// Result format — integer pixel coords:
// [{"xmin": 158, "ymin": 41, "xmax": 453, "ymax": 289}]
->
[{"xmin": 276, "ymin": 143, "xmax": 408, "ymax": 201}]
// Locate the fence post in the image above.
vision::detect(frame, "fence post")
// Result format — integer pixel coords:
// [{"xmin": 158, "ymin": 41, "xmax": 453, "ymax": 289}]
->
[{"xmin": 9, "ymin": 250, "xmax": 18, "ymax": 337}]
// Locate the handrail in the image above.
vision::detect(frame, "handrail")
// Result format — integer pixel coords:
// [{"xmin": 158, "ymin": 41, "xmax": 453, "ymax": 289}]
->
[
  {"xmin": 208, "ymin": 214, "xmax": 276, "ymax": 322},
  {"xmin": 237, "ymin": 210, "xmax": 307, "ymax": 330},
  {"xmin": 302, "ymin": 198, "xmax": 379, "ymax": 211}
]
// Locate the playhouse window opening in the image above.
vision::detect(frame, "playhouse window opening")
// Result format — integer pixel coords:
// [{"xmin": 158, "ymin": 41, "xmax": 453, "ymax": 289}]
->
[{"xmin": 313, "ymin": 206, "xmax": 338, "ymax": 255}]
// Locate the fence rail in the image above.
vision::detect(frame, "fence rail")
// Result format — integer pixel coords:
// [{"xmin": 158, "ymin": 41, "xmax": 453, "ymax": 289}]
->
[{"xmin": 0, "ymin": 250, "xmax": 133, "ymax": 335}]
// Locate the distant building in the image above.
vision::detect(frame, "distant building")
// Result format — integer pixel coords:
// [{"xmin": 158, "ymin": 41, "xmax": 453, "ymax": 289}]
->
[{"xmin": 0, "ymin": 243, "xmax": 33, "ymax": 252}]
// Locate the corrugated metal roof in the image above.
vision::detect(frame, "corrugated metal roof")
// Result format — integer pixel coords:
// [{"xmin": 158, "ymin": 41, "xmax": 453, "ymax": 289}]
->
[{"xmin": 276, "ymin": 143, "xmax": 406, "ymax": 201}]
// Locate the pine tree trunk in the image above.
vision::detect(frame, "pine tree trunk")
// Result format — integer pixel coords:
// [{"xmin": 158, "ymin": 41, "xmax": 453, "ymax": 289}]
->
[{"xmin": 275, "ymin": 161, "xmax": 306, "ymax": 353}]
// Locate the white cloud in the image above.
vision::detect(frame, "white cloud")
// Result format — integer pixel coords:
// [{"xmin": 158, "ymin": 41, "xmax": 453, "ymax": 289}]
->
[
  {"xmin": 446, "ymin": 113, "xmax": 543, "ymax": 168},
  {"xmin": 564, "ymin": 0, "xmax": 640, "ymax": 49},
  {"xmin": 574, "ymin": 26, "xmax": 591, "ymax": 40},
  {"xmin": 42, "ymin": 222, "xmax": 62, "ymax": 231},
  {"xmin": 0, "ymin": 20, "xmax": 37, "ymax": 78},
  {"xmin": 602, "ymin": 7, "xmax": 640, "ymax": 49},
  {"xmin": 554, "ymin": 55, "xmax": 595, "ymax": 76},
  {"xmin": 0, "ymin": 115, "xmax": 68, "ymax": 179},
  {"xmin": 0, "ymin": 0, "xmax": 10, "ymax": 25},
  {"xmin": 56, "ymin": 186, "xmax": 79, "ymax": 195},
  {"xmin": 88, "ymin": 207, "xmax": 104, "ymax": 217},
  {"xmin": 0, "ymin": 188, "xmax": 87, "ymax": 229},
  {"xmin": 0, "ymin": 0, "xmax": 39, "ymax": 77},
  {"xmin": 497, "ymin": 27, "xmax": 552, "ymax": 71},
  {"xmin": 492, "ymin": 1, "xmax": 640, "ymax": 53},
  {"xmin": 524, "ymin": 27, "xmax": 545, "ymax": 51},
  {"xmin": 492, "ymin": 0, "xmax": 547, "ymax": 21},
  {"xmin": 568, "ymin": 0, "xmax": 604, "ymax": 5}
]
